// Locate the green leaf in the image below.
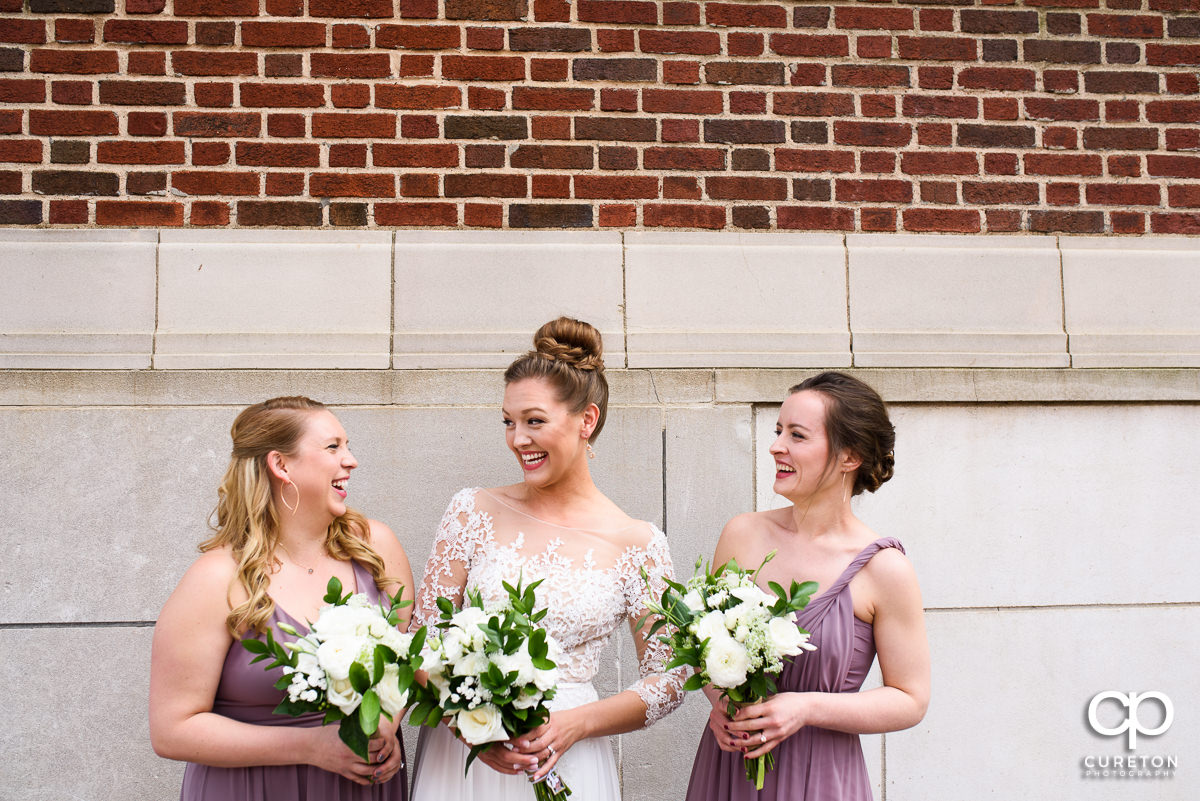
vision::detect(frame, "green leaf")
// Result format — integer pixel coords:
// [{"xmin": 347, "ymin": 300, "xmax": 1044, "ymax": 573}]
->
[
  {"xmin": 349, "ymin": 660, "xmax": 371, "ymax": 694},
  {"xmin": 436, "ymin": 597, "xmax": 454, "ymax": 616},
  {"xmin": 371, "ymin": 645, "xmax": 386, "ymax": 685},
  {"xmin": 682, "ymin": 673, "xmax": 707, "ymax": 692},
  {"xmin": 324, "ymin": 576, "xmax": 344, "ymax": 605},
  {"xmin": 359, "ymin": 689, "xmax": 382, "ymax": 736},
  {"xmin": 410, "ymin": 625, "xmax": 427, "ymax": 655},
  {"xmin": 240, "ymin": 637, "xmax": 268, "ymax": 655},
  {"xmin": 339, "ymin": 715, "xmax": 370, "ymax": 761}
]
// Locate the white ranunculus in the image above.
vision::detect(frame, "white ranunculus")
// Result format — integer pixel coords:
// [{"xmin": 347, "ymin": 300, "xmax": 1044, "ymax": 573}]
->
[
  {"xmin": 730, "ymin": 583, "xmax": 771, "ymax": 606},
  {"xmin": 452, "ymin": 606, "xmax": 486, "ymax": 631},
  {"xmin": 376, "ymin": 663, "xmax": 409, "ymax": 718},
  {"xmin": 694, "ymin": 611, "xmax": 728, "ymax": 643},
  {"xmin": 327, "ymin": 675, "xmax": 363, "ymax": 714},
  {"xmin": 455, "ymin": 703, "xmax": 507, "ymax": 745},
  {"xmin": 706, "ymin": 635, "xmax": 751, "ymax": 688},
  {"xmin": 512, "ymin": 688, "xmax": 542, "ymax": 709},
  {"xmin": 494, "ymin": 648, "xmax": 535, "ymax": 686},
  {"xmin": 453, "ymin": 650, "xmax": 489, "ymax": 678},
  {"xmin": 532, "ymin": 664, "xmax": 558, "ymax": 692},
  {"xmin": 316, "ymin": 634, "xmax": 368, "ymax": 681},
  {"xmin": 440, "ymin": 628, "xmax": 466, "ymax": 663}
]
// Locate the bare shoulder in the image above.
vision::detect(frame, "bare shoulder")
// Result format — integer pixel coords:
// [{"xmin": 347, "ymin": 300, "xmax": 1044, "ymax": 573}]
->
[
  {"xmin": 180, "ymin": 546, "xmax": 239, "ymax": 594},
  {"xmin": 160, "ymin": 546, "xmax": 241, "ymax": 624},
  {"xmin": 860, "ymin": 544, "xmax": 922, "ymax": 605},
  {"xmin": 713, "ymin": 510, "xmax": 777, "ymax": 563},
  {"xmin": 367, "ymin": 518, "xmax": 408, "ymax": 563}
]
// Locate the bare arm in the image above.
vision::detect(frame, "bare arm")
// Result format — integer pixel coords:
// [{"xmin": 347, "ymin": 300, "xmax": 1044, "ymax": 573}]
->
[
  {"xmin": 148, "ymin": 550, "xmax": 378, "ymax": 782},
  {"xmin": 368, "ymin": 518, "xmax": 416, "ymax": 630},
  {"xmin": 728, "ymin": 547, "xmax": 930, "ymax": 758}
]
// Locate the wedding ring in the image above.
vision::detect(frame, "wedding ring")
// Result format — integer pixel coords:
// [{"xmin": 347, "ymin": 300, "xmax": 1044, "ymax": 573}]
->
[
  {"xmin": 759, "ymin": 733, "xmax": 767, "ymax": 744},
  {"xmin": 548, "ymin": 745, "xmax": 556, "ymax": 757}
]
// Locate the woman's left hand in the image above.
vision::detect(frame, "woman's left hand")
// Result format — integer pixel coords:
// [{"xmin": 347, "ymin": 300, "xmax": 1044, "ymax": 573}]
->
[
  {"xmin": 365, "ymin": 715, "xmax": 405, "ymax": 784},
  {"xmin": 511, "ymin": 708, "xmax": 587, "ymax": 783},
  {"xmin": 725, "ymin": 693, "xmax": 809, "ymax": 760}
]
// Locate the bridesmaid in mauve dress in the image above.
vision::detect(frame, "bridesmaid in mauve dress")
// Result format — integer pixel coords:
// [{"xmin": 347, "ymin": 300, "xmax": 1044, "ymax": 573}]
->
[
  {"xmin": 149, "ymin": 397, "xmax": 414, "ymax": 800},
  {"xmin": 686, "ymin": 373, "xmax": 930, "ymax": 801}
]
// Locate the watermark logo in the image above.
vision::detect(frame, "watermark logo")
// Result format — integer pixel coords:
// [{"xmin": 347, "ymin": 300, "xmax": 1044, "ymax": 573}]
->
[
  {"xmin": 1081, "ymin": 690, "xmax": 1177, "ymax": 780},
  {"xmin": 1087, "ymin": 691, "xmax": 1174, "ymax": 750}
]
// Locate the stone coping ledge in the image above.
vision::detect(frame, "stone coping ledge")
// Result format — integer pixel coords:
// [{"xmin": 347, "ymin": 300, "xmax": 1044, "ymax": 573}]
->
[{"xmin": 3, "ymin": 368, "xmax": 1198, "ymax": 407}]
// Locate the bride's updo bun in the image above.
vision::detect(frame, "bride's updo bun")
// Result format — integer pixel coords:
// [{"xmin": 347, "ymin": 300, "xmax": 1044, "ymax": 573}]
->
[{"xmin": 505, "ymin": 316, "xmax": 609, "ymax": 442}]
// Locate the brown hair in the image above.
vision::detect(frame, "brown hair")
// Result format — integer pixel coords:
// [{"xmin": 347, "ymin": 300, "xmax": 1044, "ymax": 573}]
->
[
  {"xmin": 788, "ymin": 372, "xmax": 895, "ymax": 496},
  {"xmin": 503, "ymin": 316, "xmax": 608, "ymax": 442},
  {"xmin": 200, "ymin": 396, "xmax": 389, "ymax": 635}
]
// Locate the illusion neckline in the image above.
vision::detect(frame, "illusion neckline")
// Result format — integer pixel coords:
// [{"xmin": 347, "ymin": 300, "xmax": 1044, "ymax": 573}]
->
[{"xmin": 477, "ymin": 487, "xmax": 647, "ymax": 537}]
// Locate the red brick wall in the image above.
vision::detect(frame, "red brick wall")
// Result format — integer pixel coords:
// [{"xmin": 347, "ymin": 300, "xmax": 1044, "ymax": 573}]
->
[{"xmin": 1, "ymin": 0, "xmax": 1199, "ymax": 232}]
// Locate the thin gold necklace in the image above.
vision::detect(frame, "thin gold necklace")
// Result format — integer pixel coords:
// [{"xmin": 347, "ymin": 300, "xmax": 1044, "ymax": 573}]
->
[{"xmin": 276, "ymin": 542, "xmax": 315, "ymax": 575}]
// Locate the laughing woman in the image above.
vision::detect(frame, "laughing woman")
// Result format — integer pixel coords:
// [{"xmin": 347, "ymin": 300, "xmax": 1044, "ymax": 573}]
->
[
  {"xmin": 685, "ymin": 372, "xmax": 929, "ymax": 801},
  {"xmin": 409, "ymin": 317, "xmax": 687, "ymax": 801},
  {"xmin": 150, "ymin": 397, "xmax": 414, "ymax": 800}
]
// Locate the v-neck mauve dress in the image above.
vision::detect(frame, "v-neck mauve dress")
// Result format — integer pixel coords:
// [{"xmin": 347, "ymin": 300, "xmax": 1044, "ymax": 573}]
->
[
  {"xmin": 684, "ymin": 538, "xmax": 906, "ymax": 801},
  {"xmin": 179, "ymin": 560, "xmax": 408, "ymax": 801}
]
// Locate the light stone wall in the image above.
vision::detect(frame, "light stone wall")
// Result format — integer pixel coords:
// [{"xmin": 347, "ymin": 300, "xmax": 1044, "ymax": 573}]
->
[{"xmin": 1, "ymin": 230, "xmax": 1197, "ymax": 801}]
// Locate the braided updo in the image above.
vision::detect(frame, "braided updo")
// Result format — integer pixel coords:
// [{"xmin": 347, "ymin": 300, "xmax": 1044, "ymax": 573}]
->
[
  {"xmin": 504, "ymin": 316, "xmax": 609, "ymax": 442},
  {"xmin": 788, "ymin": 372, "xmax": 895, "ymax": 497}
]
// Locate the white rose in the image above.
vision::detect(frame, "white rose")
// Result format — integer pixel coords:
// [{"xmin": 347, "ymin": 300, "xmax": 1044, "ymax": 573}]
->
[
  {"xmin": 452, "ymin": 606, "xmax": 486, "ymax": 631},
  {"xmin": 455, "ymin": 703, "xmax": 507, "ymax": 744},
  {"xmin": 682, "ymin": 589, "xmax": 705, "ymax": 613},
  {"xmin": 705, "ymin": 635, "xmax": 750, "ymax": 688},
  {"xmin": 376, "ymin": 663, "xmax": 409, "ymax": 718},
  {"xmin": 327, "ymin": 675, "xmax": 363, "ymax": 714},
  {"xmin": 706, "ymin": 589, "xmax": 729, "ymax": 609},
  {"xmin": 766, "ymin": 615, "xmax": 809, "ymax": 656}
]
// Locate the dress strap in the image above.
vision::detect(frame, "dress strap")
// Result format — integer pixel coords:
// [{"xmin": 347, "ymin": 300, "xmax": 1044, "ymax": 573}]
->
[{"xmin": 825, "ymin": 537, "xmax": 905, "ymax": 596}]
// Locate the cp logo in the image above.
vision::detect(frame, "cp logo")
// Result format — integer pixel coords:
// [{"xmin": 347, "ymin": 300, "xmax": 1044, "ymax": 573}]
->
[{"xmin": 1087, "ymin": 691, "xmax": 1174, "ymax": 750}]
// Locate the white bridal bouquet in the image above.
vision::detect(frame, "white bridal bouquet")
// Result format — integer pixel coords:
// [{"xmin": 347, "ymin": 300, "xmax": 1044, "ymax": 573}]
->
[
  {"xmin": 641, "ymin": 553, "xmax": 818, "ymax": 790},
  {"xmin": 242, "ymin": 576, "xmax": 425, "ymax": 761},
  {"xmin": 409, "ymin": 578, "xmax": 571, "ymax": 801}
]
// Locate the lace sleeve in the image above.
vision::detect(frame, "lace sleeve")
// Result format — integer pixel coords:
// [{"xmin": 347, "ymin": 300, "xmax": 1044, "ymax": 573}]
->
[
  {"xmin": 412, "ymin": 488, "xmax": 485, "ymax": 631},
  {"xmin": 620, "ymin": 526, "xmax": 689, "ymax": 728}
]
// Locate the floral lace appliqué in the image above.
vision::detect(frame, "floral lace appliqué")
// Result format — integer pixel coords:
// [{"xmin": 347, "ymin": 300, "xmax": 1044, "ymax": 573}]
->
[{"xmin": 413, "ymin": 487, "xmax": 686, "ymax": 728}]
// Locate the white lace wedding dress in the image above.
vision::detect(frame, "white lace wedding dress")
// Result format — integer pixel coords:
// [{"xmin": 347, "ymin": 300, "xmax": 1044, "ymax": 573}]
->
[{"xmin": 410, "ymin": 487, "xmax": 687, "ymax": 801}]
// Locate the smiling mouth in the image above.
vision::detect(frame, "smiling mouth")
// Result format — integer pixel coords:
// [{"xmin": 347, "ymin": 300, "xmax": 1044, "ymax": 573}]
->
[
  {"xmin": 521, "ymin": 451, "xmax": 547, "ymax": 470},
  {"xmin": 775, "ymin": 463, "xmax": 796, "ymax": 476},
  {"xmin": 332, "ymin": 478, "xmax": 348, "ymax": 496}
]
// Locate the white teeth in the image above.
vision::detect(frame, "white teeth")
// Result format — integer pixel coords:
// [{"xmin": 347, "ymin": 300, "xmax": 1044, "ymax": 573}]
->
[
  {"xmin": 332, "ymin": 479, "xmax": 347, "ymax": 489},
  {"xmin": 522, "ymin": 452, "xmax": 546, "ymax": 463},
  {"xmin": 776, "ymin": 464, "xmax": 795, "ymax": 473}
]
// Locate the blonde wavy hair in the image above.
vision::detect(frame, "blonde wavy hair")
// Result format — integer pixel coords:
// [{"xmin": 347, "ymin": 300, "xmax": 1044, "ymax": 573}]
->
[{"xmin": 200, "ymin": 396, "xmax": 389, "ymax": 636}]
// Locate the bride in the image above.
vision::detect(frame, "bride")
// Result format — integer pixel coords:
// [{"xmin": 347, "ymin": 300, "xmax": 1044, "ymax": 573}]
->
[{"xmin": 409, "ymin": 316, "xmax": 687, "ymax": 800}]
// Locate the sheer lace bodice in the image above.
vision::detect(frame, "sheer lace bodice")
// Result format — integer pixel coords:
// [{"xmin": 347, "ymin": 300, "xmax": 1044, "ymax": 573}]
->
[{"xmin": 414, "ymin": 487, "xmax": 687, "ymax": 727}]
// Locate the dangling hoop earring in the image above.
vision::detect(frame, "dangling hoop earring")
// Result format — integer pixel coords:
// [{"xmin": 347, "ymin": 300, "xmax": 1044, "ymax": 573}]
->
[
  {"xmin": 281, "ymin": 480, "xmax": 300, "ymax": 515},
  {"xmin": 586, "ymin": 443, "xmax": 596, "ymax": 459}
]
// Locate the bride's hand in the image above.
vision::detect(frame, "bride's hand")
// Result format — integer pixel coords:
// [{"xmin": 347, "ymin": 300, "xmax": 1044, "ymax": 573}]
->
[
  {"xmin": 512, "ymin": 709, "xmax": 586, "ymax": 783},
  {"xmin": 460, "ymin": 734, "xmax": 537, "ymax": 776}
]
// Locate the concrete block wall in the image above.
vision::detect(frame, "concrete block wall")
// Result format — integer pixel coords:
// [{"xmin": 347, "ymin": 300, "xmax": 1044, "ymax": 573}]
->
[{"xmin": 1, "ymin": 229, "xmax": 1198, "ymax": 800}]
